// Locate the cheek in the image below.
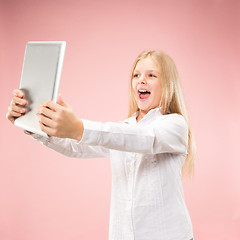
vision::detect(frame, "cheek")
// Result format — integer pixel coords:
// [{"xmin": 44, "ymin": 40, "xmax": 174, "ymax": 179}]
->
[{"xmin": 152, "ymin": 82, "xmax": 162, "ymax": 97}]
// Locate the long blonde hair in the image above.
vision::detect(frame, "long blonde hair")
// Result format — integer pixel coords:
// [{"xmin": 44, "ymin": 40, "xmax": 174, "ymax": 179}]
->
[{"xmin": 128, "ymin": 50, "xmax": 196, "ymax": 180}]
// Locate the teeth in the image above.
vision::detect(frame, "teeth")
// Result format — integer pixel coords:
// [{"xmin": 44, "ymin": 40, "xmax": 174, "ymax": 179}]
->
[{"xmin": 139, "ymin": 90, "xmax": 148, "ymax": 93}]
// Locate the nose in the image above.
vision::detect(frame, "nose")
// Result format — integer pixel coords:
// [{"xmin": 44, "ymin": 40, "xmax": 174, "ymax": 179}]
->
[{"xmin": 138, "ymin": 76, "xmax": 146, "ymax": 84}]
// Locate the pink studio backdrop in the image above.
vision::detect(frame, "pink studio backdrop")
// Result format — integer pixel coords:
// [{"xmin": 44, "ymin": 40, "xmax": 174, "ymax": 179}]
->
[{"xmin": 1, "ymin": 0, "xmax": 240, "ymax": 239}]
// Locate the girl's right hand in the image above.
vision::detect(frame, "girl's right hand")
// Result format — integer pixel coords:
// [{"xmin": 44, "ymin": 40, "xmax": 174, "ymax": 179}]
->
[{"xmin": 6, "ymin": 89, "xmax": 28, "ymax": 124}]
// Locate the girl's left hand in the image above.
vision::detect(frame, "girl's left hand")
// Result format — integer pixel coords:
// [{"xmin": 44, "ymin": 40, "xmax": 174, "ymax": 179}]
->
[{"xmin": 37, "ymin": 94, "xmax": 83, "ymax": 141}]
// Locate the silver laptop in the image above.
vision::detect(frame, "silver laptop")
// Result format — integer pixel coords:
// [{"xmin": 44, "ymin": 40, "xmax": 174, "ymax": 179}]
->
[{"xmin": 14, "ymin": 41, "xmax": 66, "ymax": 137}]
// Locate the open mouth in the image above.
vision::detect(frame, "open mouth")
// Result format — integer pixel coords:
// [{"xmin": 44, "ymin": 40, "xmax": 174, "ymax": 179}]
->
[{"xmin": 138, "ymin": 89, "xmax": 151, "ymax": 100}]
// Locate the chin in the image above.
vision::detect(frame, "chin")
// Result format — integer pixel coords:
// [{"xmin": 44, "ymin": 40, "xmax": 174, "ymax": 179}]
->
[
  {"xmin": 137, "ymin": 105, "xmax": 151, "ymax": 111},
  {"xmin": 138, "ymin": 103, "xmax": 159, "ymax": 111}
]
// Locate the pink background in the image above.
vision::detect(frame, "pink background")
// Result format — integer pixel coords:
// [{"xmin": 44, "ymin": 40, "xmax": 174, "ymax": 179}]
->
[{"xmin": 1, "ymin": 0, "xmax": 240, "ymax": 239}]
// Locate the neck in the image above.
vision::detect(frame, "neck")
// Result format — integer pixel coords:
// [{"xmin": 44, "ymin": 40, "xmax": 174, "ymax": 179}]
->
[
  {"xmin": 136, "ymin": 107, "xmax": 161, "ymax": 122},
  {"xmin": 136, "ymin": 109, "xmax": 148, "ymax": 122}
]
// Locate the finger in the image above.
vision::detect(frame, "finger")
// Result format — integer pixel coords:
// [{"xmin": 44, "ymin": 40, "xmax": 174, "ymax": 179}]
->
[
  {"xmin": 12, "ymin": 96, "xmax": 28, "ymax": 106},
  {"xmin": 37, "ymin": 113, "xmax": 55, "ymax": 128},
  {"xmin": 57, "ymin": 94, "xmax": 70, "ymax": 108},
  {"xmin": 57, "ymin": 94, "xmax": 67, "ymax": 107},
  {"xmin": 10, "ymin": 104, "xmax": 26, "ymax": 114},
  {"xmin": 39, "ymin": 121, "xmax": 55, "ymax": 136},
  {"xmin": 57, "ymin": 93, "xmax": 62, "ymax": 105},
  {"xmin": 41, "ymin": 100, "xmax": 61, "ymax": 112},
  {"xmin": 6, "ymin": 113, "xmax": 15, "ymax": 124},
  {"xmin": 9, "ymin": 110, "xmax": 22, "ymax": 117},
  {"xmin": 13, "ymin": 89, "xmax": 24, "ymax": 98},
  {"xmin": 7, "ymin": 109, "xmax": 22, "ymax": 118},
  {"xmin": 24, "ymin": 130, "xmax": 33, "ymax": 135},
  {"xmin": 37, "ymin": 105, "xmax": 55, "ymax": 119}
]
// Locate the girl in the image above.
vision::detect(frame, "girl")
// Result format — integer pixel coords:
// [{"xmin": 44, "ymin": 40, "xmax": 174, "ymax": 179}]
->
[{"xmin": 7, "ymin": 50, "xmax": 196, "ymax": 240}]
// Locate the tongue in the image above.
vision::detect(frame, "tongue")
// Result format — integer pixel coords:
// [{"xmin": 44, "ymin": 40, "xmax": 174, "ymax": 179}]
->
[{"xmin": 140, "ymin": 93, "xmax": 150, "ymax": 99}]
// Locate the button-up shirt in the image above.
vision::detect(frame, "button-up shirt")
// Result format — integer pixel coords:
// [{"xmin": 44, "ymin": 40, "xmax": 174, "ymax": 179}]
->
[{"xmin": 29, "ymin": 107, "xmax": 194, "ymax": 240}]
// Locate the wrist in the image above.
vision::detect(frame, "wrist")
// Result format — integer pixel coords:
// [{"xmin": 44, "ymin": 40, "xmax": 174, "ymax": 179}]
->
[{"xmin": 74, "ymin": 119, "xmax": 84, "ymax": 141}]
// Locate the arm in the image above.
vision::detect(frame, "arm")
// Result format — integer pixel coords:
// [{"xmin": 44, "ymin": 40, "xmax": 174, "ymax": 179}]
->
[
  {"xmin": 25, "ymin": 132, "xmax": 110, "ymax": 159},
  {"xmin": 37, "ymin": 97, "xmax": 188, "ymax": 155},
  {"xmin": 78, "ymin": 114, "xmax": 188, "ymax": 155}
]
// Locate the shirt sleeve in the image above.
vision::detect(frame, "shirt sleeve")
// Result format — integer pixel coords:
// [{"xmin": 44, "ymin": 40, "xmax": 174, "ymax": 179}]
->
[
  {"xmin": 25, "ymin": 132, "xmax": 110, "ymax": 159},
  {"xmin": 79, "ymin": 114, "xmax": 188, "ymax": 155}
]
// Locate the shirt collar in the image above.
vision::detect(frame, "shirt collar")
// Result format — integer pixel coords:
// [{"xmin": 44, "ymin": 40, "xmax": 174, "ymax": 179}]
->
[
  {"xmin": 124, "ymin": 107, "xmax": 163, "ymax": 124},
  {"xmin": 134, "ymin": 106, "xmax": 162, "ymax": 116}
]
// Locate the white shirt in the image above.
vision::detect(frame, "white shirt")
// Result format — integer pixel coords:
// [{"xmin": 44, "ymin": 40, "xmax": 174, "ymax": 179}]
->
[{"xmin": 29, "ymin": 107, "xmax": 194, "ymax": 240}]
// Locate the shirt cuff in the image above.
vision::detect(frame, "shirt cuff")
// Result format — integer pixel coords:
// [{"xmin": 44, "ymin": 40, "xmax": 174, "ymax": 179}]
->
[{"xmin": 78, "ymin": 119, "xmax": 102, "ymax": 145}]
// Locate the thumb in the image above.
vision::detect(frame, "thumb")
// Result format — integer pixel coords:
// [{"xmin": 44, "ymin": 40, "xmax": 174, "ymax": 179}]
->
[{"xmin": 57, "ymin": 93, "xmax": 68, "ymax": 108}]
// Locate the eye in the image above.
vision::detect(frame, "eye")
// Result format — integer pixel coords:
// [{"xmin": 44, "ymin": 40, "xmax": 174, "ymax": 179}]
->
[
  {"xmin": 133, "ymin": 74, "xmax": 140, "ymax": 78},
  {"xmin": 149, "ymin": 74, "xmax": 156, "ymax": 78}
]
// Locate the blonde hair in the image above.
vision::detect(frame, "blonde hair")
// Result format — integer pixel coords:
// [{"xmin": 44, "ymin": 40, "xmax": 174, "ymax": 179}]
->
[{"xmin": 128, "ymin": 50, "xmax": 196, "ymax": 180}]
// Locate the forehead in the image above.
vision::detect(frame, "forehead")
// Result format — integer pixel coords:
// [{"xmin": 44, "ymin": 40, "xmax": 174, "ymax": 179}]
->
[{"xmin": 134, "ymin": 56, "xmax": 159, "ymax": 72}]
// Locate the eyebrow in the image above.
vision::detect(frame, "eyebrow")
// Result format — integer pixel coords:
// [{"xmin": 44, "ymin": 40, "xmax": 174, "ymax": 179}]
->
[{"xmin": 134, "ymin": 70, "xmax": 160, "ymax": 74}]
